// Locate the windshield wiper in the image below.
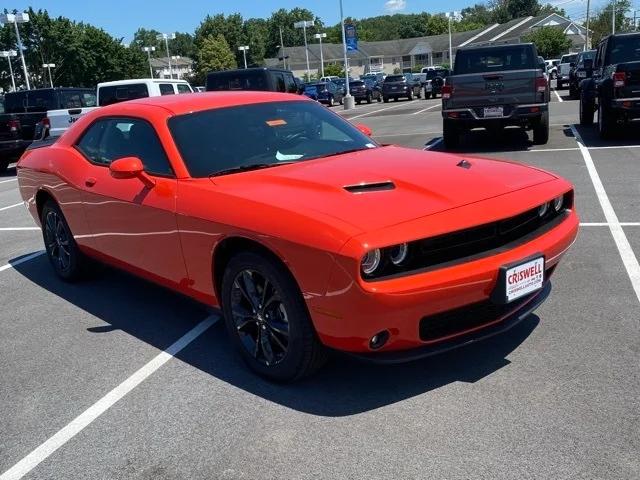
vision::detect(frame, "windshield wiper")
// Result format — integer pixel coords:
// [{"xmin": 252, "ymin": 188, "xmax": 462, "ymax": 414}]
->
[{"xmin": 209, "ymin": 162, "xmax": 295, "ymax": 177}]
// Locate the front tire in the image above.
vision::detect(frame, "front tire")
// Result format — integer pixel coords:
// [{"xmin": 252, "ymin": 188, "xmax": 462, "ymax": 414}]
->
[
  {"xmin": 221, "ymin": 252, "xmax": 327, "ymax": 382},
  {"xmin": 41, "ymin": 200, "xmax": 87, "ymax": 281},
  {"xmin": 383, "ymin": 96, "xmax": 389, "ymax": 103},
  {"xmin": 580, "ymin": 92, "xmax": 594, "ymax": 126},
  {"xmin": 366, "ymin": 93, "xmax": 372, "ymax": 104},
  {"xmin": 328, "ymin": 95, "xmax": 335, "ymax": 107}
]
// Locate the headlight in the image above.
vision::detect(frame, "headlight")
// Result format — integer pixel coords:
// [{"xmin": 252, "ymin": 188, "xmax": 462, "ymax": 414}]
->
[
  {"xmin": 361, "ymin": 249, "xmax": 381, "ymax": 275},
  {"xmin": 538, "ymin": 202, "xmax": 549, "ymax": 217},
  {"xmin": 389, "ymin": 243, "xmax": 408, "ymax": 265},
  {"xmin": 552, "ymin": 195, "xmax": 563, "ymax": 212}
]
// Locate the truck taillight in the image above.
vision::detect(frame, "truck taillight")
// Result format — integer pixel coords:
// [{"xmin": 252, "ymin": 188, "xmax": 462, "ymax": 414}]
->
[
  {"xmin": 535, "ymin": 76, "xmax": 547, "ymax": 93},
  {"xmin": 441, "ymin": 84, "xmax": 452, "ymax": 99},
  {"xmin": 42, "ymin": 117, "xmax": 51, "ymax": 127},
  {"xmin": 613, "ymin": 71, "xmax": 626, "ymax": 88},
  {"xmin": 7, "ymin": 119, "xmax": 20, "ymax": 132}
]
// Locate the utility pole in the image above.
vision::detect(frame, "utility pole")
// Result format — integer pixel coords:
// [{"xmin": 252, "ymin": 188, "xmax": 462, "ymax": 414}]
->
[
  {"xmin": 143, "ymin": 46, "xmax": 156, "ymax": 78},
  {"xmin": 314, "ymin": 33, "xmax": 327, "ymax": 78},
  {"xmin": 294, "ymin": 20, "xmax": 314, "ymax": 80},
  {"xmin": 279, "ymin": 27, "xmax": 287, "ymax": 69},
  {"xmin": 1, "ymin": 13, "xmax": 31, "ymax": 90},
  {"xmin": 586, "ymin": 0, "xmax": 591, "ymax": 49},
  {"xmin": 612, "ymin": 0, "xmax": 616, "ymax": 34}
]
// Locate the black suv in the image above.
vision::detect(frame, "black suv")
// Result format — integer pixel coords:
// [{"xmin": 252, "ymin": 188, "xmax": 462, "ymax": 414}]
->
[
  {"xmin": 349, "ymin": 80, "xmax": 381, "ymax": 104},
  {"xmin": 569, "ymin": 50, "xmax": 596, "ymax": 99},
  {"xmin": 206, "ymin": 68, "xmax": 299, "ymax": 93},
  {"xmin": 381, "ymin": 74, "xmax": 422, "ymax": 102},
  {"xmin": 580, "ymin": 33, "xmax": 640, "ymax": 138}
]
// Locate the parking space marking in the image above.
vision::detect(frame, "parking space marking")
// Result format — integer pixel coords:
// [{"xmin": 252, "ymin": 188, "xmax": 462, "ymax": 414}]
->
[
  {"xmin": 581, "ymin": 222, "xmax": 640, "ymax": 227},
  {"xmin": 0, "ymin": 227, "xmax": 39, "ymax": 231},
  {"xmin": 0, "ymin": 251, "xmax": 45, "ymax": 273},
  {"xmin": 374, "ymin": 131, "xmax": 442, "ymax": 137},
  {"xmin": 571, "ymin": 125, "xmax": 640, "ymax": 305},
  {"xmin": 553, "ymin": 89, "xmax": 564, "ymax": 103},
  {"xmin": 345, "ymin": 101, "xmax": 420, "ymax": 120},
  {"xmin": 526, "ymin": 147, "xmax": 579, "ymax": 153},
  {"xmin": 412, "ymin": 104, "xmax": 441, "ymax": 115},
  {"xmin": 0, "ymin": 314, "xmax": 218, "ymax": 480},
  {"xmin": 0, "ymin": 203, "xmax": 24, "ymax": 212},
  {"xmin": 0, "ymin": 178, "xmax": 17, "ymax": 184}
]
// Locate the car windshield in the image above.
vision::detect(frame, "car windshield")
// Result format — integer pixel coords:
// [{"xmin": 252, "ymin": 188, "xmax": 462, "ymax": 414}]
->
[
  {"xmin": 384, "ymin": 75, "xmax": 405, "ymax": 82},
  {"xmin": 350, "ymin": 81, "xmax": 364, "ymax": 87},
  {"xmin": 455, "ymin": 46, "xmax": 536, "ymax": 74},
  {"xmin": 561, "ymin": 54, "xmax": 578, "ymax": 64},
  {"xmin": 425, "ymin": 70, "xmax": 446, "ymax": 79},
  {"xmin": 609, "ymin": 35, "xmax": 640, "ymax": 64},
  {"xmin": 333, "ymin": 79, "xmax": 346, "ymax": 86},
  {"xmin": 304, "ymin": 85, "xmax": 318, "ymax": 94},
  {"xmin": 581, "ymin": 51, "xmax": 596, "ymax": 61},
  {"xmin": 168, "ymin": 100, "xmax": 377, "ymax": 178}
]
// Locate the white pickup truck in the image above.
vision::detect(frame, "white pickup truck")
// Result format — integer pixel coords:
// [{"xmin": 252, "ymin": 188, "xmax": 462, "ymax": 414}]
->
[{"xmin": 556, "ymin": 53, "xmax": 578, "ymax": 89}]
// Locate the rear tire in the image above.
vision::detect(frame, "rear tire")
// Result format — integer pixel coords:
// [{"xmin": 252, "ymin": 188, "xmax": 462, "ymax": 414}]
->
[
  {"xmin": 0, "ymin": 159, "xmax": 8, "ymax": 173},
  {"xmin": 221, "ymin": 252, "xmax": 327, "ymax": 382},
  {"xmin": 533, "ymin": 111, "xmax": 550, "ymax": 145},
  {"xmin": 432, "ymin": 91, "xmax": 437, "ymax": 99},
  {"xmin": 443, "ymin": 120, "xmax": 459, "ymax": 149},
  {"xmin": 569, "ymin": 84, "xmax": 578, "ymax": 100},
  {"xmin": 366, "ymin": 93, "xmax": 372, "ymax": 104},
  {"xmin": 407, "ymin": 91, "xmax": 413, "ymax": 101},
  {"xmin": 383, "ymin": 96, "xmax": 389, "ymax": 103},
  {"xmin": 597, "ymin": 102, "xmax": 615, "ymax": 140},
  {"xmin": 328, "ymin": 95, "xmax": 335, "ymax": 107},
  {"xmin": 41, "ymin": 200, "xmax": 88, "ymax": 281},
  {"xmin": 579, "ymin": 92, "xmax": 594, "ymax": 126}
]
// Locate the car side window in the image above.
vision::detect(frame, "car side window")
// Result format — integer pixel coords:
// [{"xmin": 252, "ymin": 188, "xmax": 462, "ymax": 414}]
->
[
  {"xmin": 275, "ymin": 73, "xmax": 286, "ymax": 92},
  {"xmin": 176, "ymin": 84, "xmax": 192, "ymax": 94},
  {"xmin": 76, "ymin": 118, "xmax": 173, "ymax": 176},
  {"xmin": 159, "ymin": 84, "xmax": 175, "ymax": 95},
  {"xmin": 284, "ymin": 73, "xmax": 297, "ymax": 93}
]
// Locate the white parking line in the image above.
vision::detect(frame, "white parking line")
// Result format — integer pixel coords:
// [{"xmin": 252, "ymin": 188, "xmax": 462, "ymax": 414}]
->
[
  {"xmin": 571, "ymin": 125, "xmax": 640, "ymax": 305},
  {"xmin": 0, "ymin": 227, "xmax": 39, "ymax": 231},
  {"xmin": 411, "ymin": 103, "xmax": 441, "ymax": 115},
  {"xmin": 346, "ymin": 101, "xmax": 415, "ymax": 120},
  {"xmin": 0, "ymin": 314, "xmax": 219, "ymax": 480},
  {"xmin": 374, "ymin": 130, "xmax": 442, "ymax": 137},
  {"xmin": 0, "ymin": 178, "xmax": 17, "ymax": 184},
  {"xmin": 581, "ymin": 222, "xmax": 640, "ymax": 226},
  {"xmin": 0, "ymin": 251, "xmax": 45, "ymax": 273},
  {"xmin": 0, "ymin": 202, "xmax": 24, "ymax": 212},
  {"xmin": 553, "ymin": 89, "xmax": 564, "ymax": 103},
  {"xmin": 526, "ymin": 147, "xmax": 579, "ymax": 153}
]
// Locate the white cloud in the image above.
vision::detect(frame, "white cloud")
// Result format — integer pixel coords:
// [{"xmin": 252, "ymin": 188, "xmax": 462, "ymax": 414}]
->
[{"xmin": 385, "ymin": 0, "xmax": 407, "ymax": 12}]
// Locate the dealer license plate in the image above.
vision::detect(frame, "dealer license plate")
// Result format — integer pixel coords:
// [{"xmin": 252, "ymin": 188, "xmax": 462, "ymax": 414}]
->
[
  {"xmin": 505, "ymin": 257, "xmax": 544, "ymax": 302},
  {"xmin": 484, "ymin": 106, "xmax": 504, "ymax": 118}
]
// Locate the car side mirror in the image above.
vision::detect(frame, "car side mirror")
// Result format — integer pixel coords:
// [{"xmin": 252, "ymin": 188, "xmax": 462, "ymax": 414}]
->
[
  {"xmin": 110, "ymin": 156, "xmax": 155, "ymax": 188},
  {"xmin": 583, "ymin": 59, "xmax": 594, "ymax": 70},
  {"xmin": 355, "ymin": 123, "xmax": 372, "ymax": 136}
]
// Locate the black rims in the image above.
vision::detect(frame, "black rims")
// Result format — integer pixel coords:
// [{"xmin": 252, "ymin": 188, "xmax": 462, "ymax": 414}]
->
[
  {"xmin": 230, "ymin": 269, "xmax": 290, "ymax": 366},
  {"xmin": 44, "ymin": 209, "xmax": 72, "ymax": 275}
]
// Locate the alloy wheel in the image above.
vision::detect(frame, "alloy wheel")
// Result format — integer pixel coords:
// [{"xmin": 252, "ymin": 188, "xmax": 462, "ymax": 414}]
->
[
  {"xmin": 44, "ymin": 210, "xmax": 71, "ymax": 273},
  {"xmin": 230, "ymin": 269, "xmax": 290, "ymax": 366}
]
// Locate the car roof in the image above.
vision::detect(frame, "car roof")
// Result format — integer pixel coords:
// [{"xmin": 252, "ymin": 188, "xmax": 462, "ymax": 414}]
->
[
  {"xmin": 460, "ymin": 42, "xmax": 534, "ymax": 51},
  {"xmin": 97, "ymin": 78, "xmax": 190, "ymax": 87},
  {"xmin": 102, "ymin": 91, "xmax": 307, "ymax": 116}
]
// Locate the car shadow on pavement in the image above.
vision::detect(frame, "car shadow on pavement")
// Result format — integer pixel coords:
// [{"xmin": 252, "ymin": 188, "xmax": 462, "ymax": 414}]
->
[
  {"xmin": 432, "ymin": 127, "xmax": 536, "ymax": 154},
  {"xmin": 572, "ymin": 123, "xmax": 640, "ymax": 149},
  {"xmin": 15, "ymin": 254, "xmax": 539, "ymax": 417},
  {"xmin": 0, "ymin": 165, "xmax": 17, "ymax": 178}
]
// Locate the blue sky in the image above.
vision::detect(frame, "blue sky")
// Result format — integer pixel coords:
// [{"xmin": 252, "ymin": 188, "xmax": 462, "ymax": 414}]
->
[{"xmin": 11, "ymin": 0, "xmax": 594, "ymax": 42}]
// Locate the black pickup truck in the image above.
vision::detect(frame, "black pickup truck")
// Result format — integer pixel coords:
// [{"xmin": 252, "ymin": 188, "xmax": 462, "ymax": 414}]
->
[
  {"xmin": 0, "ymin": 88, "xmax": 95, "ymax": 171},
  {"xmin": 579, "ymin": 33, "xmax": 640, "ymax": 139},
  {"xmin": 441, "ymin": 43, "xmax": 550, "ymax": 148}
]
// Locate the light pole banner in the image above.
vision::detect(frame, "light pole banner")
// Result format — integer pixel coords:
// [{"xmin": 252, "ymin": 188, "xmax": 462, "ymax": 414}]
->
[{"xmin": 345, "ymin": 24, "xmax": 357, "ymax": 51}]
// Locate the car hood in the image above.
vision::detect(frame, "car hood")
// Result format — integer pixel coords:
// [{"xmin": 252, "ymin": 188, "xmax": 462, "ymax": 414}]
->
[{"xmin": 209, "ymin": 145, "xmax": 556, "ymax": 234}]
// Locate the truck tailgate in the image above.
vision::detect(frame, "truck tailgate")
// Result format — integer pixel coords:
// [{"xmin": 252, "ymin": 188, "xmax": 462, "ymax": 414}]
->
[
  {"xmin": 448, "ymin": 69, "xmax": 539, "ymax": 108},
  {"xmin": 48, "ymin": 106, "xmax": 98, "ymax": 136}
]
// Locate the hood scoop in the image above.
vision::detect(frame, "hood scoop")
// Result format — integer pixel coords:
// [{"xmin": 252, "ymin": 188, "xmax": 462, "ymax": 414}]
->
[{"xmin": 343, "ymin": 181, "xmax": 396, "ymax": 193}]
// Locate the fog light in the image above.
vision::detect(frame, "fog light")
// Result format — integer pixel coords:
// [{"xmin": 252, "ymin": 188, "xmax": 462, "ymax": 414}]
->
[
  {"xmin": 369, "ymin": 330, "xmax": 390, "ymax": 350},
  {"xmin": 361, "ymin": 249, "xmax": 381, "ymax": 276},
  {"xmin": 538, "ymin": 202, "xmax": 549, "ymax": 217},
  {"xmin": 552, "ymin": 195, "xmax": 563, "ymax": 212}
]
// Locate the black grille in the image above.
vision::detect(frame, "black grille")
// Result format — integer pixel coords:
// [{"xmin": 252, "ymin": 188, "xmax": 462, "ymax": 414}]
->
[
  {"xmin": 419, "ymin": 286, "xmax": 543, "ymax": 342},
  {"xmin": 365, "ymin": 191, "xmax": 573, "ymax": 281}
]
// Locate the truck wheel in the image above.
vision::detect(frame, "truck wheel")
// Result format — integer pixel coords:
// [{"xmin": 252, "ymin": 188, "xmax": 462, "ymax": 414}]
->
[
  {"xmin": 432, "ymin": 91, "xmax": 437, "ymax": 99},
  {"xmin": 383, "ymin": 96, "xmax": 389, "ymax": 103},
  {"xmin": 579, "ymin": 93, "xmax": 594, "ymax": 126},
  {"xmin": 0, "ymin": 159, "xmax": 8, "ymax": 173},
  {"xmin": 377, "ymin": 95, "xmax": 382, "ymax": 103},
  {"xmin": 533, "ymin": 112, "xmax": 550, "ymax": 145},
  {"xmin": 597, "ymin": 103, "xmax": 615, "ymax": 140},
  {"xmin": 366, "ymin": 93, "xmax": 372, "ymax": 104},
  {"xmin": 569, "ymin": 84, "xmax": 578, "ymax": 100},
  {"xmin": 407, "ymin": 91, "xmax": 413, "ymax": 101},
  {"xmin": 328, "ymin": 95, "xmax": 335, "ymax": 107},
  {"xmin": 443, "ymin": 120, "xmax": 459, "ymax": 149}
]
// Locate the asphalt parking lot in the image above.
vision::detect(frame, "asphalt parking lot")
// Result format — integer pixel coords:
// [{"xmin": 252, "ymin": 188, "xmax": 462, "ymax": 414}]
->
[{"xmin": 1, "ymin": 87, "xmax": 639, "ymax": 479}]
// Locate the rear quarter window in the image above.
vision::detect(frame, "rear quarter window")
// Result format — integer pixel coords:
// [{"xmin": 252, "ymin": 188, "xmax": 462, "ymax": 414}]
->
[
  {"xmin": 98, "ymin": 83, "xmax": 149, "ymax": 106},
  {"xmin": 206, "ymin": 72, "xmax": 269, "ymax": 91},
  {"xmin": 159, "ymin": 84, "xmax": 175, "ymax": 95},
  {"xmin": 176, "ymin": 84, "xmax": 192, "ymax": 94}
]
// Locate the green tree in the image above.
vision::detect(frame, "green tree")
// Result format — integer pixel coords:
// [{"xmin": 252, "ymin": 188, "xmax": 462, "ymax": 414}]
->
[
  {"xmin": 589, "ymin": 0, "xmax": 633, "ymax": 45},
  {"xmin": 322, "ymin": 63, "xmax": 344, "ymax": 77},
  {"xmin": 196, "ymin": 34, "xmax": 237, "ymax": 79},
  {"xmin": 264, "ymin": 8, "xmax": 324, "ymax": 58},
  {"xmin": 522, "ymin": 26, "xmax": 572, "ymax": 58},
  {"xmin": 244, "ymin": 18, "xmax": 268, "ymax": 66}
]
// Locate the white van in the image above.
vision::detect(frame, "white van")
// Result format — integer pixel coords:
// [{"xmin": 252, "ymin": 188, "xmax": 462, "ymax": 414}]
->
[{"xmin": 96, "ymin": 78, "xmax": 193, "ymax": 106}]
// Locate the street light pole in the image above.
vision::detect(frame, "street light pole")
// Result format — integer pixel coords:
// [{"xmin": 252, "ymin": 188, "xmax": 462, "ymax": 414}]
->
[
  {"xmin": 143, "ymin": 46, "xmax": 156, "ymax": 78},
  {"xmin": 585, "ymin": 0, "xmax": 591, "ymax": 49},
  {"xmin": 157, "ymin": 33, "xmax": 176, "ymax": 79},
  {"xmin": 446, "ymin": 12, "xmax": 460, "ymax": 68},
  {"xmin": 171, "ymin": 55, "xmax": 181, "ymax": 78},
  {"xmin": 279, "ymin": 27, "xmax": 287, "ymax": 69},
  {"xmin": 314, "ymin": 33, "xmax": 327, "ymax": 78},
  {"xmin": 42, "ymin": 63, "xmax": 55, "ymax": 88},
  {"xmin": 0, "ymin": 50, "xmax": 17, "ymax": 91},
  {"xmin": 612, "ymin": 0, "xmax": 616, "ymax": 34},
  {"xmin": 294, "ymin": 20, "xmax": 314, "ymax": 79},
  {"xmin": 339, "ymin": 0, "xmax": 353, "ymax": 110},
  {"xmin": 1, "ymin": 13, "xmax": 30, "ymax": 90},
  {"xmin": 238, "ymin": 46, "xmax": 249, "ymax": 69}
]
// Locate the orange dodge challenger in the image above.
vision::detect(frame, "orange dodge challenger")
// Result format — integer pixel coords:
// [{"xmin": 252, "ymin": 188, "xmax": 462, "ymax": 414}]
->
[{"xmin": 17, "ymin": 92, "xmax": 578, "ymax": 381}]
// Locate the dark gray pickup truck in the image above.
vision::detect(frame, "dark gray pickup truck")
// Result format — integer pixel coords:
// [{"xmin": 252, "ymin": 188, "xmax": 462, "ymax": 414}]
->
[{"xmin": 441, "ymin": 43, "xmax": 550, "ymax": 148}]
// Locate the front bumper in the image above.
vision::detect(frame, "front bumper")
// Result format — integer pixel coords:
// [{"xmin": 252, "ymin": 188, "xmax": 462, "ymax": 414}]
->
[
  {"xmin": 346, "ymin": 281, "xmax": 550, "ymax": 364},
  {"xmin": 308, "ymin": 205, "xmax": 578, "ymax": 355}
]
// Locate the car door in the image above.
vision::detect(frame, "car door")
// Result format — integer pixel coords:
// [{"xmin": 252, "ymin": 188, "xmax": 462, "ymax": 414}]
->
[{"xmin": 74, "ymin": 117, "xmax": 187, "ymax": 286}]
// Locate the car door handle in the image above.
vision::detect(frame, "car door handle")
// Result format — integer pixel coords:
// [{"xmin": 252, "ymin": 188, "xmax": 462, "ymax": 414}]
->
[{"xmin": 85, "ymin": 177, "xmax": 96, "ymax": 187}]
